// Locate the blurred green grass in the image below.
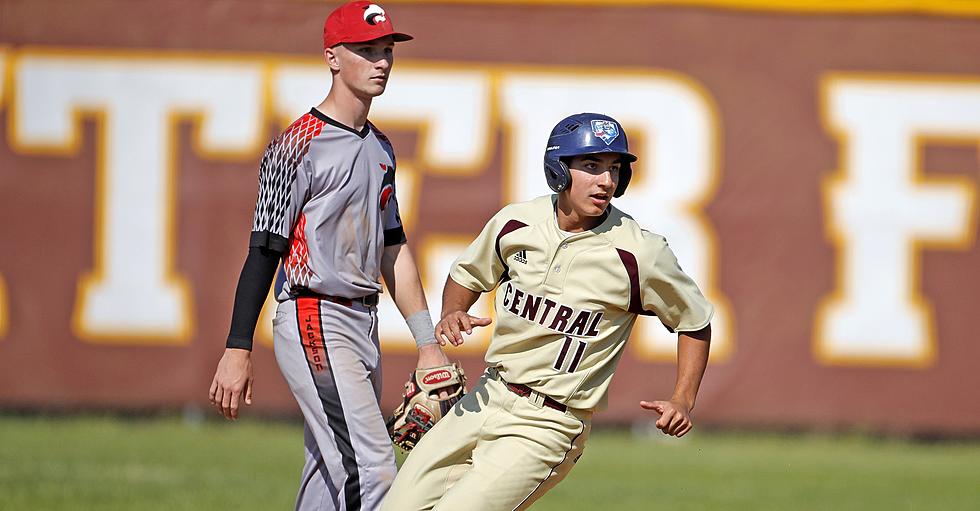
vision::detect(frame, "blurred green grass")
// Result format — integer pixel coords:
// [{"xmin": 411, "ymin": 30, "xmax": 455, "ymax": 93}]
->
[{"xmin": 1, "ymin": 415, "xmax": 978, "ymax": 510}]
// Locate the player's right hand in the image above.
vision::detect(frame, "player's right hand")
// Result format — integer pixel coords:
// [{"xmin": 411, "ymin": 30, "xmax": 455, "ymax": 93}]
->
[
  {"xmin": 640, "ymin": 399, "xmax": 693, "ymax": 437},
  {"xmin": 435, "ymin": 311, "xmax": 491, "ymax": 346},
  {"xmin": 209, "ymin": 348, "xmax": 254, "ymax": 420}
]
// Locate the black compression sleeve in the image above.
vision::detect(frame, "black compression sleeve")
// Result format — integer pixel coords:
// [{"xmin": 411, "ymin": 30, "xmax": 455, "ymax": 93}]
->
[{"xmin": 226, "ymin": 246, "xmax": 281, "ymax": 350}]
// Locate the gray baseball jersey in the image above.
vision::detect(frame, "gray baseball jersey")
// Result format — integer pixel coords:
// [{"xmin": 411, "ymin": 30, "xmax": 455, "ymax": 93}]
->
[
  {"xmin": 251, "ymin": 108, "xmax": 407, "ymax": 300},
  {"xmin": 251, "ymin": 108, "xmax": 406, "ymax": 510}
]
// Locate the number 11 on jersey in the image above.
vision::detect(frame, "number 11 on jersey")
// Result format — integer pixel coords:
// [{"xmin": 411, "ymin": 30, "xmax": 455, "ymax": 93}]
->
[{"xmin": 554, "ymin": 336, "xmax": 587, "ymax": 373}]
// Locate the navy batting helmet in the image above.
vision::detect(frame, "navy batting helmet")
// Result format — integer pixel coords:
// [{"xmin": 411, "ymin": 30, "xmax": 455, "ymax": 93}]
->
[{"xmin": 543, "ymin": 113, "xmax": 637, "ymax": 198}]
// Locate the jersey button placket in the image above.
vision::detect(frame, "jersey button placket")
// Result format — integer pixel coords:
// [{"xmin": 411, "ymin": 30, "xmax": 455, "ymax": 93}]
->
[
  {"xmin": 545, "ymin": 226, "xmax": 580, "ymax": 289},
  {"xmin": 543, "ymin": 243, "xmax": 562, "ymax": 290},
  {"xmin": 546, "ymin": 238, "xmax": 575, "ymax": 286}
]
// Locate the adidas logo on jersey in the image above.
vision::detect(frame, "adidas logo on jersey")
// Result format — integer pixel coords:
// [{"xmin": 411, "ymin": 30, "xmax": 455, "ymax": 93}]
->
[{"xmin": 513, "ymin": 249, "xmax": 528, "ymax": 264}]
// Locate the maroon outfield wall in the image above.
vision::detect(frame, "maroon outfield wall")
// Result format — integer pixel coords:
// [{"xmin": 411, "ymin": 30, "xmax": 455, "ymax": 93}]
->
[{"xmin": 0, "ymin": 1, "xmax": 979, "ymax": 433}]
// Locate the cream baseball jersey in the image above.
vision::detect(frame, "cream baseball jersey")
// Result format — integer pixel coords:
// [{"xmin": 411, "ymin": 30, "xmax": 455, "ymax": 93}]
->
[
  {"xmin": 250, "ymin": 108, "xmax": 406, "ymax": 300},
  {"xmin": 450, "ymin": 195, "xmax": 713, "ymax": 411}
]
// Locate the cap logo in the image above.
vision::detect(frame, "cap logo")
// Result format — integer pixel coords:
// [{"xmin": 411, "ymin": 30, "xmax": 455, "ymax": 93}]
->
[
  {"xmin": 364, "ymin": 4, "xmax": 387, "ymax": 25},
  {"xmin": 591, "ymin": 119, "xmax": 620, "ymax": 145}
]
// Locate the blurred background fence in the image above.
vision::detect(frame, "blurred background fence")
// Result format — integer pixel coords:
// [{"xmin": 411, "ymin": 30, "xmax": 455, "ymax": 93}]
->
[{"xmin": 1, "ymin": 0, "xmax": 979, "ymax": 435}]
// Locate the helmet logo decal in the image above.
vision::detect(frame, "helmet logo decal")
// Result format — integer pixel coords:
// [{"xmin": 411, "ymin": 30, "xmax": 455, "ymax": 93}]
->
[
  {"xmin": 591, "ymin": 120, "xmax": 620, "ymax": 145},
  {"xmin": 364, "ymin": 4, "xmax": 387, "ymax": 25}
]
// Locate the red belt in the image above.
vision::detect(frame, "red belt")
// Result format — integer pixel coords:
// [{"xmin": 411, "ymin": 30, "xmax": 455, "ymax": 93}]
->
[{"xmin": 504, "ymin": 382, "xmax": 567, "ymax": 413}]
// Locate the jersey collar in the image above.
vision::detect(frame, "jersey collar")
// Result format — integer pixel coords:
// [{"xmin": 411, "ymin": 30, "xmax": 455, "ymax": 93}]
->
[{"xmin": 309, "ymin": 108, "xmax": 371, "ymax": 139}]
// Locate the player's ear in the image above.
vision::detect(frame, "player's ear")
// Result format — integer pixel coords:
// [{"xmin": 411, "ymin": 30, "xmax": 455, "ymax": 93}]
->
[{"xmin": 324, "ymin": 46, "xmax": 341, "ymax": 72}]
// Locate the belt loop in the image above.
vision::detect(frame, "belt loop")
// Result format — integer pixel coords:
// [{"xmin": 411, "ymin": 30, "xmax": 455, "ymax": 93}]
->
[{"xmin": 527, "ymin": 391, "xmax": 545, "ymax": 408}]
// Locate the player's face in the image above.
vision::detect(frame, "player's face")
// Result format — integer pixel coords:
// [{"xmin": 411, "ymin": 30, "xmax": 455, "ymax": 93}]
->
[
  {"xmin": 558, "ymin": 153, "xmax": 621, "ymax": 230},
  {"xmin": 330, "ymin": 36, "xmax": 395, "ymax": 99}
]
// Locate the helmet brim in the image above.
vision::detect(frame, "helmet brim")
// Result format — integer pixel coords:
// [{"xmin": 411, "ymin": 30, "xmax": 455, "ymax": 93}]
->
[{"xmin": 559, "ymin": 148, "xmax": 637, "ymax": 163}]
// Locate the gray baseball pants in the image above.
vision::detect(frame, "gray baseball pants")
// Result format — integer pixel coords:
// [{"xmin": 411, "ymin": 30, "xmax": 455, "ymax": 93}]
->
[{"xmin": 274, "ymin": 296, "xmax": 397, "ymax": 511}]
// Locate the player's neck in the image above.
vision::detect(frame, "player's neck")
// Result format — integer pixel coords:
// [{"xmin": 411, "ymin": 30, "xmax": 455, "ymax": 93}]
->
[
  {"xmin": 316, "ymin": 85, "xmax": 373, "ymax": 131},
  {"xmin": 555, "ymin": 195, "xmax": 605, "ymax": 233}
]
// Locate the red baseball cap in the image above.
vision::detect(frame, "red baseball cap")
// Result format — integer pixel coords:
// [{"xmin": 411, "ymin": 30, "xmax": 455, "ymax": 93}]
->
[{"xmin": 323, "ymin": 1, "xmax": 413, "ymax": 49}]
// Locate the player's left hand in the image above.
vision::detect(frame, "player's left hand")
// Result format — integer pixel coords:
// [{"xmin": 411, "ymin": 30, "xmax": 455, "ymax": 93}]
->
[
  {"xmin": 386, "ymin": 362, "xmax": 467, "ymax": 452},
  {"xmin": 417, "ymin": 344, "xmax": 453, "ymax": 398},
  {"xmin": 640, "ymin": 399, "xmax": 693, "ymax": 437},
  {"xmin": 435, "ymin": 311, "xmax": 492, "ymax": 346},
  {"xmin": 417, "ymin": 343, "xmax": 452, "ymax": 369}
]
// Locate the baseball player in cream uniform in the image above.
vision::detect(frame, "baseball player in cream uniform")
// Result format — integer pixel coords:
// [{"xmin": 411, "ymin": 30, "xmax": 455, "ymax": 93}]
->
[
  {"xmin": 208, "ymin": 3, "xmax": 453, "ymax": 510},
  {"xmin": 382, "ymin": 113, "xmax": 713, "ymax": 511}
]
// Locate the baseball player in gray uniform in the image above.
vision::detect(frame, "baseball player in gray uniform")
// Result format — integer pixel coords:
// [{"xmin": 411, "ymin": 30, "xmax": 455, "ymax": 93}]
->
[{"xmin": 208, "ymin": 2, "xmax": 452, "ymax": 510}]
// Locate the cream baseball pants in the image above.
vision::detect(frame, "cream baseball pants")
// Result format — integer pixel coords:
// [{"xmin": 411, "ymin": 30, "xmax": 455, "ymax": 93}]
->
[{"xmin": 382, "ymin": 369, "xmax": 592, "ymax": 511}]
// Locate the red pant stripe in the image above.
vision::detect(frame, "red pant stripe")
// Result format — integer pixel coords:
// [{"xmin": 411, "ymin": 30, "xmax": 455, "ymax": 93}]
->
[{"xmin": 296, "ymin": 297, "xmax": 327, "ymax": 373}]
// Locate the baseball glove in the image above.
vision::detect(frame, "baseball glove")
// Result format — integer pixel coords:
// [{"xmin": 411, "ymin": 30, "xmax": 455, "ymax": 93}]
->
[{"xmin": 386, "ymin": 363, "xmax": 466, "ymax": 452}]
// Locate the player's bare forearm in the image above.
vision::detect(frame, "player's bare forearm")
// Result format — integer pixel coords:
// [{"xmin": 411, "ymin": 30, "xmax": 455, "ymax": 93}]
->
[
  {"xmin": 441, "ymin": 276, "xmax": 481, "ymax": 318},
  {"xmin": 381, "ymin": 244, "xmax": 452, "ymax": 368},
  {"xmin": 435, "ymin": 276, "xmax": 491, "ymax": 346},
  {"xmin": 672, "ymin": 324, "xmax": 711, "ymax": 410},
  {"xmin": 381, "ymin": 243, "xmax": 429, "ymax": 318},
  {"xmin": 639, "ymin": 324, "xmax": 710, "ymax": 437}
]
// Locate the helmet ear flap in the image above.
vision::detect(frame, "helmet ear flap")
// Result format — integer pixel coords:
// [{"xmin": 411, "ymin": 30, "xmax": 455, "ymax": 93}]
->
[
  {"xmin": 544, "ymin": 157, "xmax": 571, "ymax": 193},
  {"xmin": 613, "ymin": 163, "xmax": 632, "ymax": 198}
]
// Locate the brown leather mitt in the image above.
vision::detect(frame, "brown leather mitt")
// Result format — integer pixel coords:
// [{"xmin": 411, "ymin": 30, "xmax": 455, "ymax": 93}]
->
[{"xmin": 386, "ymin": 363, "xmax": 466, "ymax": 452}]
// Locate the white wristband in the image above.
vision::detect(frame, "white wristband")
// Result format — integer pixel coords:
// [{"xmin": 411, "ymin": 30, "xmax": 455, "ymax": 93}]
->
[{"xmin": 406, "ymin": 310, "xmax": 438, "ymax": 348}]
